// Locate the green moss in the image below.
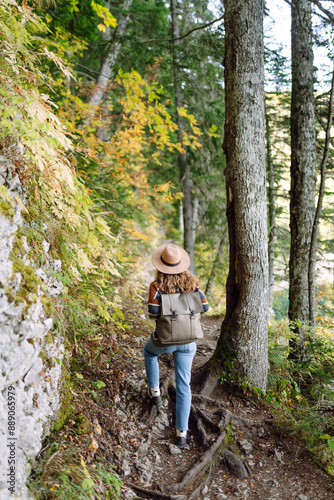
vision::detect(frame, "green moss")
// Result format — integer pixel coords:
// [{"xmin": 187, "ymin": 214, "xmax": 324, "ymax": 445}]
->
[
  {"xmin": 51, "ymin": 365, "xmax": 72, "ymax": 432},
  {"xmin": 39, "ymin": 348, "xmax": 53, "ymax": 369},
  {"xmin": 11, "ymin": 234, "xmax": 26, "ymax": 259},
  {"xmin": 75, "ymin": 415, "xmax": 91, "ymax": 435},
  {"xmin": 12, "ymin": 258, "xmax": 41, "ymax": 295},
  {"xmin": 4, "ymin": 285, "xmax": 25, "ymax": 305},
  {"xmin": 23, "ymin": 206, "xmax": 39, "ymax": 223},
  {"xmin": 224, "ymin": 424, "xmax": 236, "ymax": 446},
  {"xmin": 0, "ymin": 200, "xmax": 15, "ymax": 219},
  {"xmin": 41, "ymin": 297, "xmax": 53, "ymax": 319}
]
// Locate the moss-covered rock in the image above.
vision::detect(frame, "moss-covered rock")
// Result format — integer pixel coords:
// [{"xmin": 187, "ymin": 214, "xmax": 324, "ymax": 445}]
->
[
  {"xmin": 51, "ymin": 364, "xmax": 73, "ymax": 432},
  {"xmin": 41, "ymin": 297, "xmax": 53, "ymax": 319},
  {"xmin": 0, "ymin": 199, "xmax": 15, "ymax": 219}
]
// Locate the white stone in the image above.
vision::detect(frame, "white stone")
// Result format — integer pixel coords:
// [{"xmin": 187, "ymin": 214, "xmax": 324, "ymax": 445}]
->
[
  {"xmin": 42, "ymin": 240, "xmax": 50, "ymax": 254},
  {"xmin": 0, "ymin": 186, "xmax": 65, "ymax": 500},
  {"xmin": 168, "ymin": 443, "xmax": 181, "ymax": 455}
]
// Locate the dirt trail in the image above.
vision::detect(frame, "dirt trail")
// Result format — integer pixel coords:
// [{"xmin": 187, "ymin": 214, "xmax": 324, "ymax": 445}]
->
[
  {"xmin": 100, "ymin": 314, "xmax": 334, "ymax": 500},
  {"xmin": 48, "ymin": 304, "xmax": 333, "ymax": 500}
]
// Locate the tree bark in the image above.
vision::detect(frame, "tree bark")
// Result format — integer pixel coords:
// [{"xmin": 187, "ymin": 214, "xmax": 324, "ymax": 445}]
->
[
  {"xmin": 215, "ymin": 0, "xmax": 269, "ymax": 391},
  {"xmin": 289, "ymin": 0, "xmax": 316, "ymax": 349},
  {"xmin": 308, "ymin": 67, "xmax": 334, "ymax": 328},
  {"xmin": 88, "ymin": 0, "xmax": 133, "ymax": 107},
  {"xmin": 265, "ymin": 107, "xmax": 277, "ymax": 310},
  {"xmin": 205, "ymin": 228, "xmax": 227, "ymax": 299},
  {"xmin": 171, "ymin": 0, "xmax": 195, "ymax": 273}
]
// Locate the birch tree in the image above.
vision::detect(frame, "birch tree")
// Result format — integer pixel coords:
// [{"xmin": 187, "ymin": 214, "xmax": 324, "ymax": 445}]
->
[
  {"xmin": 289, "ymin": 0, "xmax": 316, "ymax": 351},
  {"xmin": 89, "ymin": 0, "xmax": 133, "ymax": 107},
  {"xmin": 214, "ymin": 0, "xmax": 269, "ymax": 390}
]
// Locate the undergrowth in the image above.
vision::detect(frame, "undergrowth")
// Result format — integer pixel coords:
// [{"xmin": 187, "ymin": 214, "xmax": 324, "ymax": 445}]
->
[
  {"xmin": 265, "ymin": 320, "xmax": 334, "ymax": 474},
  {"xmin": 27, "ymin": 433, "xmax": 122, "ymax": 500}
]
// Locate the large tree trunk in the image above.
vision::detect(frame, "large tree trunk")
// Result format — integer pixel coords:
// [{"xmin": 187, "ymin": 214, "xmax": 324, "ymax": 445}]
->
[
  {"xmin": 171, "ymin": 0, "xmax": 195, "ymax": 273},
  {"xmin": 289, "ymin": 0, "xmax": 316, "ymax": 351},
  {"xmin": 215, "ymin": 0, "xmax": 268, "ymax": 391},
  {"xmin": 308, "ymin": 68, "xmax": 334, "ymax": 328},
  {"xmin": 265, "ymin": 108, "xmax": 277, "ymax": 310},
  {"xmin": 88, "ymin": 0, "xmax": 133, "ymax": 107}
]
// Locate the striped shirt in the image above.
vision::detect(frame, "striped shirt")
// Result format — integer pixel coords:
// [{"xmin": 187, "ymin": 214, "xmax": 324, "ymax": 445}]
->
[{"xmin": 148, "ymin": 280, "xmax": 209, "ymax": 318}]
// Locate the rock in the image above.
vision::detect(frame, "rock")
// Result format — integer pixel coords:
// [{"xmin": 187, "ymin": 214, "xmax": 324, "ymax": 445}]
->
[
  {"xmin": 115, "ymin": 409, "xmax": 127, "ymax": 421},
  {"xmin": 122, "ymin": 459, "xmax": 131, "ymax": 476},
  {"xmin": 257, "ymin": 426, "xmax": 265, "ymax": 437},
  {"xmin": 0, "ymin": 172, "xmax": 64, "ymax": 499},
  {"xmin": 121, "ymin": 485, "xmax": 140, "ymax": 499},
  {"xmin": 223, "ymin": 449, "xmax": 250, "ymax": 479},
  {"xmin": 135, "ymin": 456, "xmax": 153, "ymax": 485},
  {"xmin": 137, "ymin": 435, "xmax": 152, "ymax": 457},
  {"xmin": 274, "ymin": 449, "xmax": 284, "ymax": 463},
  {"xmin": 231, "ymin": 415, "xmax": 247, "ymax": 428},
  {"xmin": 153, "ymin": 449, "xmax": 161, "ymax": 465},
  {"xmin": 156, "ymin": 410, "xmax": 169, "ymax": 427},
  {"xmin": 238, "ymin": 438, "xmax": 253, "ymax": 454},
  {"xmin": 168, "ymin": 443, "xmax": 182, "ymax": 455},
  {"xmin": 297, "ymin": 495, "xmax": 308, "ymax": 500},
  {"xmin": 151, "ymin": 425, "xmax": 165, "ymax": 438}
]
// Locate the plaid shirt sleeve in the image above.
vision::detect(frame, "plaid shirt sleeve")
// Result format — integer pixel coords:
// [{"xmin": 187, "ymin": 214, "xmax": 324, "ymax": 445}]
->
[
  {"xmin": 197, "ymin": 286, "xmax": 209, "ymax": 312},
  {"xmin": 148, "ymin": 281, "xmax": 161, "ymax": 318}
]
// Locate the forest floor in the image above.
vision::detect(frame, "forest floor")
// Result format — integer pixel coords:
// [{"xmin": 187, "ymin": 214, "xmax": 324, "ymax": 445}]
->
[{"xmin": 31, "ymin": 302, "xmax": 334, "ymax": 500}]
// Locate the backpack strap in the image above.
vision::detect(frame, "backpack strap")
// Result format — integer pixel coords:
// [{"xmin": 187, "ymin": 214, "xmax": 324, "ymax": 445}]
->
[
  {"xmin": 184, "ymin": 293, "xmax": 196, "ymax": 319},
  {"xmin": 168, "ymin": 294, "xmax": 178, "ymax": 320}
]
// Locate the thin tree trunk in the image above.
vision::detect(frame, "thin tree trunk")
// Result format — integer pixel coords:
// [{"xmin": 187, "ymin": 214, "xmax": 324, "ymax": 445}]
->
[
  {"xmin": 192, "ymin": 195, "xmax": 199, "ymax": 250},
  {"xmin": 215, "ymin": 0, "xmax": 268, "ymax": 391},
  {"xmin": 171, "ymin": 0, "xmax": 194, "ymax": 272},
  {"xmin": 308, "ymin": 67, "xmax": 334, "ymax": 327},
  {"xmin": 205, "ymin": 228, "xmax": 227, "ymax": 299},
  {"xmin": 265, "ymin": 107, "xmax": 277, "ymax": 310},
  {"xmin": 88, "ymin": 0, "xmax": 133, "ymax": 107},
  {"xmin": 289, "ymin": 0, "xmax": 316, "ymax": 353}
]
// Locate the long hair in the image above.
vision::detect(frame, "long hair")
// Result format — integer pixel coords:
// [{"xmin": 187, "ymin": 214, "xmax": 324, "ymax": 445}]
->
[{"xmin": 156, "ymin": 270, "xmax": 198, "ymax": 294}]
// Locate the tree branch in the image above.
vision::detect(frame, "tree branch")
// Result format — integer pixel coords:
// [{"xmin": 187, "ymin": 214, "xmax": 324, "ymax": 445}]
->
[
  {"xmin": 142, "ymin": 14, "xmax": 224, "ymax": 45},
  {"xmin": 310, "ymin": 0, "xmax": 334, "ymax": 24}
]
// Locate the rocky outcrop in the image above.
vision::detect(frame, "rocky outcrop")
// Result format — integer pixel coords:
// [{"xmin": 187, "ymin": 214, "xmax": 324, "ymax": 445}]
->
[{"xmin": 0, "ymin": 156, "xmax": 66, "ymax": 500}]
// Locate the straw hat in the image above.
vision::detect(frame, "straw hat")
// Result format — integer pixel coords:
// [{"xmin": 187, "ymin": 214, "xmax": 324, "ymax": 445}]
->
[{"xmin": 152, "ymin": 243, "xmax": 190, "ymax": 274}]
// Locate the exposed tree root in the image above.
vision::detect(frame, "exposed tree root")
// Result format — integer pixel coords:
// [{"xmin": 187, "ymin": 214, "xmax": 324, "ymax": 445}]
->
[
  {"xmin": 126, "ymin": 482, "xmax": 187, "ymax": 499},
  {"xmin": 191, "ymin": 393, "xmax": 225, "ymax": 408},
  {"xmin": 188, "ymin": 463, "xmax": 213, "ymax": 500},
  {"xmin": 192, "ymin": 404, "xmax": 220, "ymax": 432},
  {"xmin": 165, "ymin": 431, "xmax": 226, "ymax": 493}
]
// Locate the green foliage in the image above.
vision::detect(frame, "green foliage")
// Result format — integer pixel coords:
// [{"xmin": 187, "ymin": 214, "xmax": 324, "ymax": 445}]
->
[
  {"xmin": 28, "ymin": 450, "xmax": 121, "ymax": 500},
  {"xmin": 265, "ymin": 321, "xmax": 334, "ymax": 474}
]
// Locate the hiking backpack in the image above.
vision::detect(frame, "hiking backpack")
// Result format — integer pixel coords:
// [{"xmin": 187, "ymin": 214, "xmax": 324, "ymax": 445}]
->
[{"xmin": 155, "ymin": 291, "xmax": 204, "ymax": 345}]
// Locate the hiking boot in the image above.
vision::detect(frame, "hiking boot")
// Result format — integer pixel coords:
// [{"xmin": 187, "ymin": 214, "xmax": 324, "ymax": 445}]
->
[
  {"xmin": 148, "ymin": 386, "xmax": 163, "ymax": 407},
  {"xmin": 175, "ymin": 430, "xmax": 187, "ymax": 449},
  {"xmin": 175, "ymin": 436, "xmax": 187, "ymax": 449}
]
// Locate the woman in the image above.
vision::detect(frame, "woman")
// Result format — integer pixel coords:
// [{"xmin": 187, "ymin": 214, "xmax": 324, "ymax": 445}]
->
[{"xmin": 144, "ymin": 243, "xmax": 209, "ymax": 448}]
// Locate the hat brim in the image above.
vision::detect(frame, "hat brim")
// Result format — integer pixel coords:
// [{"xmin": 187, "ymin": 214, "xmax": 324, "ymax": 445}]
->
[{"xmin": 152, "ymin": 244, "xmax": 190, "ymax": 274}]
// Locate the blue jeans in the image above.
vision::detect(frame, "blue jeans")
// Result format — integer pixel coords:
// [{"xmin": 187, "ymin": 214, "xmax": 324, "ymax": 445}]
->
[{"xmin": 143, "ymin": 336, "xmax": 196, "ymax": 432}]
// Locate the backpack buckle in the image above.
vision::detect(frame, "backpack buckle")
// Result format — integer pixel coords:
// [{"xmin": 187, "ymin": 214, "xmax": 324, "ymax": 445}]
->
[
  {"xmin": 190, "ymin": 309, "xmax": 195, "ymax": 318},
  {"xmin": 171, "ymin": 310, "xmax": 178, "ymax": 320}
]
